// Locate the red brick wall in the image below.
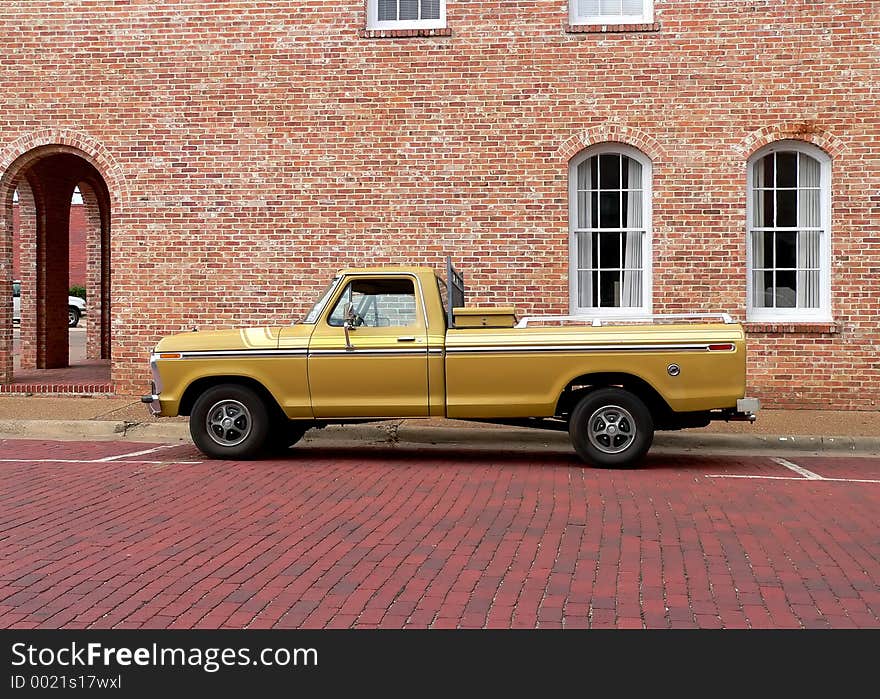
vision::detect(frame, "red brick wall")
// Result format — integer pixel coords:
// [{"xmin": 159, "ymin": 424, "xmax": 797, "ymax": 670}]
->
[
  {"xmin": 0, "ymin": 1, "xmax": 878, "ymax": 408},
  {"xmin": 12, "ymin": 203, "xmax": 86, "ymax": 288}
]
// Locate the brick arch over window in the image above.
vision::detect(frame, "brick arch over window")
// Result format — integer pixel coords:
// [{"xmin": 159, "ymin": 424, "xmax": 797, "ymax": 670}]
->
[
  {"xmin": 736, "ymin": 123, "xmax": 846, "ymax": 162},
  {"xmin": 556, "ymin": 125, "xmax": 666, "ymax": 165}
]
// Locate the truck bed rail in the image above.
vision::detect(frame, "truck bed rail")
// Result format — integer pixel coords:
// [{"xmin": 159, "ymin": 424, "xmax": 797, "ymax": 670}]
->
[{"xmin": 515, "ymin": 313, "xmax": 735, "ymax": 328}]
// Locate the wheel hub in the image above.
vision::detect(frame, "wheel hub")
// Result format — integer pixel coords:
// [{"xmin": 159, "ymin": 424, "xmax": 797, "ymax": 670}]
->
[
  {"xmin": 206, "ymin": 399, "xmax": 252, "ymax": 448},
  {"xmin": 586, "ymin": 404, "xmax": 637, "ymax": 455}
]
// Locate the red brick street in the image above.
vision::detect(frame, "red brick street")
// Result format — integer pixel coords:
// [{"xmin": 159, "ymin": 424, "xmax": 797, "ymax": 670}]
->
[{"xmin": 0, "ymin": 439, "xmax": 877, "ymax": 629}]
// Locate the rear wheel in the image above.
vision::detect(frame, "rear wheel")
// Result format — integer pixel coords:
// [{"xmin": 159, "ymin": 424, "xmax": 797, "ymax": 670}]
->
[
  {"xmin": 68, "ymin": 306, "xmax": 80, "ymax": 327},
  {"xmin": 190, "ymin": 384, "xmax": 270, "ymax": 459},
  {"xmin": 568, "ymin": 388, "xmax": 654, "ymax": 468}
]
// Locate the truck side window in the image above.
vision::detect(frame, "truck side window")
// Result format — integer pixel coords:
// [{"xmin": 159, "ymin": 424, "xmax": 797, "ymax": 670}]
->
[{"xmin": 327, "ymin": 278, "xmax": 418, "ymax": 328}]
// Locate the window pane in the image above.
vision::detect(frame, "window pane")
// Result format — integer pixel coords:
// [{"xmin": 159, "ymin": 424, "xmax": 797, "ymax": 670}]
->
[
  {"xmin": 591, "ymin": 231, "xmax": 600, "ymax": 268},
  {"xmin": 799, "ymin": 154, "xmax": 821, "ymax": 188},
  {"xmin": 622, "ymin": 156, "xmax": 642, "ymax": 189},
  {"xmin": 775, "ymin": 231, "xmax": 797, "ymax": 268},
  {"xmin": 763, "ymin": 154, "xmax": 775, "ymax": 188},
  {"xmin": 622, "ymin": 231, "xmax": 642, "ymax": 269},
  {"xmin": 620, "ymin": 271, "xmax": 642, "ymax": 307},
  {"xmin": 578, "ymin": 0, "xmax": 601, "ymax": 16},
  {"xmin": 421, "ymin": 0, "xmax": 440, "ymax": 20},
  {"xmin": 578, "ymin": 271, "xmax": 593, "ymax": 308},
  {"xmin": 775, "ymin": 271, "xmax": 796, "ymax": 308},
  {"xmin": 378, "ymin": 0, "xmax": 397, "ymax": 21},
  {"xmin": 799, "ymin": 188, "xmax": 820, "ymax": 228},
  {"xmin": 753, "ymin": 158, "xmax": 767, "ymax": 189},
  {"xmin": 577, "ymin": 160, "xmax": 592, "ymax": 190},
  {"xmin": 576, "ymin": 232, "xmax": 590, "ymax": 269},
  {"xmin": 800, "ymin": 229, "xmax": 821, "ymax": 269},
  {"xmin": 751, "ymin": 188, "xmax": 764, "ymax": 228},
  {"xmin": 598, "ymin": 154, "xmax": 620, "ymax": 190},
  {"xmin": 599, "ymin": 191, "xmax": 621, "ymax": 228},
  {"xmin": 577, "ymin": 192, "xmax": 589, "ymax": 229},
  {"xmin": 776, "ymin": 189, "xmax": 797, "ymax": 227},
  {"xmin": 776, "ymin": 152, "xmax": 798, "ymax": 188},
  {"xmin": 599, "ymin": 232, "xmax": 622, "ymax": 269},
  {"xmin": 400, "ymin": 0, "xmax": 418, "ymax": 21},
  {"xmin": 797, "ymin": 271, "xmax": 820, "ymax": 308},
  {"xmin": 622, "ymin": 190, "xmax": 642, "ymax": 228},
  {"xmin": 621, "ymin": 0, "xmax": 644, "ymax": 15},
  {"xmin": 753, "ymin": 271, "xmax": 772, "ymax": 308},
  {"xmin": 599, "ymin": 270, "xmax": 620, "ymax": 307}
]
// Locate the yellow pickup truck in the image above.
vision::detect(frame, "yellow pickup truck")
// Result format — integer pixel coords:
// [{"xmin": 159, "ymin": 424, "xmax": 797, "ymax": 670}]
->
[{"xmin": 142, "ymin": 260, "xmax": 758, "ymax": 467}]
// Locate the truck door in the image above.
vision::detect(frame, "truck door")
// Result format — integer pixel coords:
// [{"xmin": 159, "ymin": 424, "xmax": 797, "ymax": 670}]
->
[{"xmin": 307, "ymin": 275, "xmax": 430, "ymax": 418}]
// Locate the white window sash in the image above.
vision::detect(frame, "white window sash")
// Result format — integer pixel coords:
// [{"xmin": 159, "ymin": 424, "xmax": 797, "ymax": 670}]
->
[
  {"xmin": 569, "ymin": 0, "xmax": 654, "ymax": 25},
  {"xmin": 367, "ymin": 0, "xmax": 447, "ymax": 30},
  {"xmin": 569, "ymin": 144, "xmax": 653, "ymax": 316},
  {"xmin": 746, "ymin": 143, "xmax": 832, "ymax": 322}
]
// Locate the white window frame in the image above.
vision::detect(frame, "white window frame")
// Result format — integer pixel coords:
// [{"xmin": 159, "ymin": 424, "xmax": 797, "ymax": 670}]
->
[
  {"xmin": 746, "ymin": 140, "xmax": 832, "ymax": 322},
  {"xmin": 569, "ymin": 143, "xmax": 653, "ymax": 317},
  {"xmin": 367, "ymin": 0, "xmax": 447, "ymax": 30},
  {"xmin": 569, "ymin": 0, "xmax": 654, "ymax": 26}
]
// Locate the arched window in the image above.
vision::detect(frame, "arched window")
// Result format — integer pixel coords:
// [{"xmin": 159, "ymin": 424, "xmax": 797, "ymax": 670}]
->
[
  {"xmin": 747, "ymin": 141, "xmax": 831, "ymax": 321},
  {"xmin": 570, "ymin": 144, "xmax": 652, "ymax": 314}
]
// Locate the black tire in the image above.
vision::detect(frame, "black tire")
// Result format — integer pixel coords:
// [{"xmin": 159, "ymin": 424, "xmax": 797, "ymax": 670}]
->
[
  {"xmin": 263, "ymin": 419, "xmax": 310, "ymax": 455},
  {"xmin": 568, "ymin": 387, "xmax": 654, "ymax": 468},
  {"xmin": 190, "ymin": 384, "xmax": 270, "ymax": 459},
  {"xmin": 68, "ymin": 306, "xmax": 80, "ymax": 327}
]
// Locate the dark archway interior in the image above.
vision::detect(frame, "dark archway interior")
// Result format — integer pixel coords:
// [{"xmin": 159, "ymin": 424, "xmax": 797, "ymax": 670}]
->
[{"xmin": 3, "ymin": 148, "xmax": 111, "ymax": 385}]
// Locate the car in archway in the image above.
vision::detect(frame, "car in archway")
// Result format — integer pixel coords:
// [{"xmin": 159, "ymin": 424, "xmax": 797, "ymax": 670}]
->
[{"xmin": 12, "ymin": 280, "xmax": 86, "ymax": 328}]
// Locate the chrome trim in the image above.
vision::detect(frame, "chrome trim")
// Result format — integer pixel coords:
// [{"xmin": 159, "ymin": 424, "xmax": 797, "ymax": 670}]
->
[
  {"xmin": 309, "ymin": 348, "xmax": 429, "ymax": 357},
  {"xmin": 174, "ymin": 349, "xmax": 308, "ymax": 359},
  {"xmin": 515, "ymin": 312, "xmax": 735, "ymax": 328},
  {"xmin": 149, "ymin": 352, "xmax": 163, "ymax": 394},
  {"xmin": 445, "ymin": 343, "xmax": 712, "ymax": 355}
]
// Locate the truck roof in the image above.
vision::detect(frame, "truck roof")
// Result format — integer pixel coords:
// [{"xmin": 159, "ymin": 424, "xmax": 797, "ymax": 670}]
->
[{"xmin": 337, "ymin": 266, "xmax": 439, "ymax": 276}]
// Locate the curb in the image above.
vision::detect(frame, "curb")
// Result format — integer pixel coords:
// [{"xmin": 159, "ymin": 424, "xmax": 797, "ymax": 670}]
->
[{"xmin": 0, "ymin": 418, "xmax": 878, "ymax": 455}]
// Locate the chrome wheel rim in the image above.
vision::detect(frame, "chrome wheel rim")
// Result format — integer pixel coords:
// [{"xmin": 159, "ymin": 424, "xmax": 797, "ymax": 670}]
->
[
  {"xmin": 206, "ymin": 399, "xmax": 252, "ymax": 447},
  {"xmin": 587, "ymin": 405, "xmax": 636, "ymax": 454},
  {"xmin": 68, "ymin": 310, "xmax": 76, "ymax": 326}
]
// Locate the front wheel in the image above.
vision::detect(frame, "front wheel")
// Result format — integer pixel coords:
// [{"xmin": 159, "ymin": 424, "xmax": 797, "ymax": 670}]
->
[
  {"xmin": 68, "ymin": 306, "xmax": 80, "ymax": 327},
  {"xmin": 190, "ymin": 384, "xmax": 270, "ymax": 459},
  {"xmin": 568, "ymin": 388, "xmax": 654, "ymax": 468}
]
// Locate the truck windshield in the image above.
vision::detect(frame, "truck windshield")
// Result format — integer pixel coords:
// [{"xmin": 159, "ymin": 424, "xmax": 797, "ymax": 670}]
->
[{"xmin": 302, "ymin": 277, "xmax": 341, "ymax": 324}]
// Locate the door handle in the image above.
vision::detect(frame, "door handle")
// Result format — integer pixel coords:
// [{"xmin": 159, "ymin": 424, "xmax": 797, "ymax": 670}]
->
[{"xmin": 397, "ymin": 336, "xmax": 416, "ymax": 342}]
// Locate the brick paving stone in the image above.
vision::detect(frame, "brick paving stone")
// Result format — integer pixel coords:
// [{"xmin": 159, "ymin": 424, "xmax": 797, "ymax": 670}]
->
[{"xmin": 0, "ymin": 440, "xmax": 878, "ymax": 629}]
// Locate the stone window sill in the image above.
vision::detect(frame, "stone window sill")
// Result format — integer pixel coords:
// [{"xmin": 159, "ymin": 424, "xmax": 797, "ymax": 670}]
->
[
  {"xmin": 566, "ymin": 22, "xmax": 660, "ymax": 34},
  {"xmin": 359, "ymin": 28, "xmax": 452, "ymax": 39},
  {"xmin": 743, "ymin": 322, "xmax": 838, "ymax": 334}
]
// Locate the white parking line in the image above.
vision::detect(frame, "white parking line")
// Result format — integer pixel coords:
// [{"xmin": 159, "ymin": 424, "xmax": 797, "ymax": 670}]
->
[
  {"xmin": 0, "ymin": 459, "xmax": 202, "ymax": 464},
  {"xmin": 706, "ymin": 456, "xmax": 880, "ymax": 484},
  {"xmin": 771, "ymin": 457, "xmax": 824, "ymax": 480},
  {"xmin": 96, "ymin": 445, "xmax": 175, "ymax": 462},
  {"xmin": 706, "ymin": 474, "xmax": 880, "ymax": 484}
]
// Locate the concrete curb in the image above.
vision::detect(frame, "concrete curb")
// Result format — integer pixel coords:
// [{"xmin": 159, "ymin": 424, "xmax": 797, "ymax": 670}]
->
[{"xmin": 0, "ymin": 418, "xmax": 878, "ymax": 455}]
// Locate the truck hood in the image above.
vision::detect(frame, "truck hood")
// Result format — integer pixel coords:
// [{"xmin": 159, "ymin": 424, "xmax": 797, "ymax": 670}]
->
[{"xmin": 154, "ymin": 326, "xmax": 288, "ymax": 353}]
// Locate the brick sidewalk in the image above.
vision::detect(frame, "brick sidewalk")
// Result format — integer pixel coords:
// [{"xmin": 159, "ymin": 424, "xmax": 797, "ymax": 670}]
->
[{"xmin": 0, "ymin": 440, "xmax": 878, "ymax": 629}]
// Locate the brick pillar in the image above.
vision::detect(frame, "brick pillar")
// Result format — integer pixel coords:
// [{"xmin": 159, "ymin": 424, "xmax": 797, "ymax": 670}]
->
[
  {"xmin": 0, "ymin": 193, "xmax": 12, "ymax": 384},
  {"xmin": 16, "ymin": 180, "xmax": 40, "ymax": 370},
  {"xmin": 81, "ymin": 182, "xmax": 103, "ymax": 360}
]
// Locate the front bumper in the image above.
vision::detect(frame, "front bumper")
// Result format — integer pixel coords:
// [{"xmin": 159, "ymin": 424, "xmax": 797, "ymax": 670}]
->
[{"xmin": 142, "ymin": 352, "xmax": 163, "ymax": 416}]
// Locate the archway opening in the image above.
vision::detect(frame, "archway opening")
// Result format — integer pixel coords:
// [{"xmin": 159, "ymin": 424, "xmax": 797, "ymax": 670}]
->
[{"xmin": 2, "ymin": 147, "xmax": 111, "ymax": 390}]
